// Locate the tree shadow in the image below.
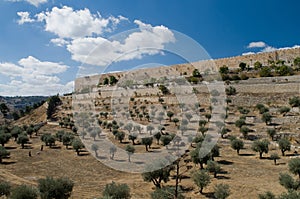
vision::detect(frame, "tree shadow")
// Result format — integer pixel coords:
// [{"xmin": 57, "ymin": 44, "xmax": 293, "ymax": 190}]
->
[
  {"xmin": 4, "ymin": 146, "xmax": 17, "ymax": 150},
  {"xmin": 1, "ymin": 160, "xmax": 16, "ymax": 165},
  {"xmin": 239, "ymin": 153, "xmax": 255, "ymax": 157},
  {"xmin": 217, "ymin": 160, "xmax": 233, "ymax": 165},
  {"xmin": 78, "ymin": 153, "xmax": 90, "ymax": 156},
  {"xmin": 216, "ymin": 175, "xmax": 230, "ymax": 180},
  {"xmin": 133, "ymin": 161, "xmax": 144, "ymax": 165},
  {"xmin": 114, "ymin": 159, "xmax": 126, "ymax": 162},
  {"xmin": 23, "ymin": 146, "xmax": 33, "ymax": 149},
  {"xmin": 203, "ymin": 191, "xmax": 215, "ymax": 198},
  {"xmin": 50, "ymin": 146, "xmax": 61, "ymax": 149}
]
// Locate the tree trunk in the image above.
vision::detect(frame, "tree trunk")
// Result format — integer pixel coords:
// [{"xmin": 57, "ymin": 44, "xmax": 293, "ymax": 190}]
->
[
  {"xmin": 175, "ymin": 160, "xmax": 180, "ymax": 198},
  {"xmin": 259, "ymin": 152, "xmax": 263, "ymax": 159},
  {"xmin": 274, "ymin": 159, "xmax": 277, "ymax": 165},
  {"xmin": 0, "ymin": 157, "xmax": 2, "ymax": 163},
  {"xmin": 281, "ymin": 150, "xmax": 285, "ymax": 156},
  {"xmin": 77, "ymin": 150, "xmax": 80, "ymax": 156},
  {"xmin": 145, "ymin": 145, "xmax": 148, "ymax": 152},
  {"xmin": 237, "ymin": 149, "xmax": 240, "ymax": 155},
  {"xmin": 200, "ymin": 187, "xmax": 203, "ymax": 194}
]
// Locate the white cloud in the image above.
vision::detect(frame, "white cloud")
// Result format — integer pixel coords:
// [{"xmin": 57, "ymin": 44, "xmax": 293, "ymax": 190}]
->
[
  {"xmin": 0, "ymin": 56, "xmax": 72, "ymax": 96},
  {"xmin": 242, "ymin": 52, "xmax": 255, "ymax": 56},
  {"xmin": 35, "ymin": 6, "xmax": 126, "ymax": 38},
  {"xmin": 50, "ymin": 38, "xmax": 70, "ymax": 47},
  {"xmin": 17, "ymin": 12, "xmax": 34, "ymax": 24},
  {"xmin": 247, "ymin": 41, "xmax": 267, "ymax": 48},
  {"xmin": 8, "ymin": 0, "xmax": 47, "ymax": 7},
  {"xmin": 67, "ymin": 20, "xmax": 175, "ymax": 66},
  {"xmin": 261, "ymin": 46, "xmax": 277, "ymax": 52}
]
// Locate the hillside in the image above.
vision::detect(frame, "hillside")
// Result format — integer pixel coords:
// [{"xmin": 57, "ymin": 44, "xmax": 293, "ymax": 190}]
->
[{"xmin": 1, "ymin": 48, "xmax": 300, "ymax": 198}]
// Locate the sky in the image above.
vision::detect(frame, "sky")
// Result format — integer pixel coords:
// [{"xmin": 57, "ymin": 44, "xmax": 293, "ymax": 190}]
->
[{"xmin": 0, "ymin": 0, "xmax": 299, "ymax": 96}]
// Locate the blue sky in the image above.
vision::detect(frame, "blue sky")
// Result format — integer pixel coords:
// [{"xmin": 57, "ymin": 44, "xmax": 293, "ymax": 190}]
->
[{"xmin": 0, "ymin": 0, "xmax": 299, "ymax": 96}]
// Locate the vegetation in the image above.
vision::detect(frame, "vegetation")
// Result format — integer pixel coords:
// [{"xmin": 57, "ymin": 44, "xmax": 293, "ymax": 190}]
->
[
  {"xmin": 252, "ymin": 139, "xmax": 269, "ymax": 159},
  {"xmin": 0, "ymin": 181, "xmax": 11, "ymax": 197},
  {"xmin": 231, "ymin": 139, "xmax": 244, "ymax": 155},
  {"xmin": 278, "ymin": 138, "xmax": 291, "ymax": 156},
  {"xmin": 102, "ymin": 181, "xmax": 130, "ymax": 199},
  {"xmin": 214, "ymin": 183, "xmax": 230, "ymax": 199},
  {"xmin": 10, "ymin": 185, "xmax": 38, "ymax": 199},
  {"xmin": 192, "ymin": 170, "xmax": 210, "ymax": 194},
  {"xmin": 142, "ymin": 166, "xmax": 172, "ymax": 188},
  {"xmin": 38, "ymin": 176, "xmax": 74, "ymax": 199}
]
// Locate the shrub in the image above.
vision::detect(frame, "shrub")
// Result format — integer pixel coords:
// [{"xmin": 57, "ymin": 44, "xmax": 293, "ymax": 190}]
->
[
  {"xmin": 288, "ymin": 158, "xmax": 300, "ymax": 179},
  {"xmin": 192, "ymin": 170, "xmax": 210, "ymax": 194},
  {"xmin": 10, "ymin": 185, "xmax": 38, "ymax": 199},
  {"xmin": 214, "ymin": 183, "xmax": 230, "ymax": 199},
  {"xmin": 102, "ymin": 181, "xmax": 130, "ymax": 199},
  {"xmin": 0, "ymin": 181, "xmax": 11, "ymax": 197},
  {"xmin": 38, "ymin": 176, "xmax": 74, "ymax": 199}
]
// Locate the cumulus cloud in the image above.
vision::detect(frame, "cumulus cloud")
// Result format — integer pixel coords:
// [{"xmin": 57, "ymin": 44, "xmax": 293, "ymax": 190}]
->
[
  {"xmin": 8, "ymin": 0, "xmax": 47, "ymax": 7},
  {"xmin": 247, "ymin": 41, "xmax": 267, "ymax": 48},
  {"xmin": 243, "ymin": 42, "xmax": 300, "ymax": 56},
  {"xmin": 0, "ymin": 56, "xmax": 72, "ymax": 96},
  {"xmin": 67, "ymin": 20, "xmax": 175, "ymax": 66},
  {"xmin": 35, "ymin": 6, "xmax": 127, "ymax": 38},
  {"xmin": 17, "ymin": 12, "xmax": 34, "ymax": 24},
  {"xmin": 50, "ymin": 38, "xmax": 70, "ymax": 47}
]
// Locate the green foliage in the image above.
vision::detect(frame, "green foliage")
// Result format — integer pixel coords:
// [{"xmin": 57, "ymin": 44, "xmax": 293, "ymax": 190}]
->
[
  {"xmin": 254, "ymin": 61, "xmax": 263, "ymax": 70},
  {"xmin": 235, "ymin": 119, "xmax": 246, "ymax": 128},
  {"xmin": 278, "ymin": 190, "xmax": 300, "ymax": 199},
  {"xmin": 279, "ymin": 173, "xmax": 299, "ymax": 191},
  {"xmin": 102, "ymin": 181, "xmax": 130, "ymax": 199},
  {"xmin": 142, "ymin": 166, "xmax": 172, "ymax": 188},
  {"xmin": 0, "ymin": 131, "xmax": 11, "ymax": 146},
  {"xmin": 231, "ymin": 139, "xmax": 244, "ymax": 155},
  {"xmin": 10, "ymin": 185, "xmax": 38, "ymax": 199},
  {"xmin": 91, "ymin": 143, "xmax": 99, "ymax": 156},
  {"xmin": 192, "ymin": 69, "xmax": 201, "ymax": 77},
  {"xmin": 214, "ymin": 183, "xmax": 230, "ymax": 199},
  {"xmin": 128, "ymin": 133, "xmax": 137, "ymax": 145},
  {"xmin": 258, "ymin": 191, "xmax": 276, "ymax": 199},
  {"xmin": 294, "ymin": 57, "xmax": 300, "ymax": 69},
  {"xmin": 125, "ymin": 144, "xmax": 135, "ymax": 162},
  {"xmin": 166, "ymin": 111, "xmax": 174, "ymax": 121},
  {"xmin": 192, "ymin": 170, "xmax": 210, "ymax": 194},
  {"xmin": 259, "ymin": 67, "xmax": 272, "ymax": 77},
  {"xmin": 41, "ymin": 133, "xmax": 56, "ymax": 147},
  {"xmin": 151, "ymin": 186, "xmax": 184, "ymax": 199},
  {"xmin": 240, "ymin": 126, "xmax": 250, "ymax": 139},
  {"xmin": 278, "ymin": 138, "xmax": 291, "ymax": 156},
  {"xmin": 115, "ymin": 131, "xmax": 125, "ymax": 143},
  {"xmin": 38, "ymin": 176, "xmax": 74, "ymax": 199},
  {"xmin": 279, "ymin": 106, "xmax": 291, "ymax": 115},
  {"xmin": 288, "ymin": 158, "xmax": 300, "ymax": 178},
  {"xmin": 219, "ymin": 65, "xmax": 229, "ymax": 74},
  {"xmin": 62, "ymin": 133, "xmax": 74, "ymax": 149},
  {"xmin": 206, "ymin": 160, "xmax": 221, "ymax": 178},
  {"xmin": 267, "ymin": 128, "xmax": 276, "ymax": 141},
  {"xmin": 160, "ymin": 135, "xmax": 172, "ymax": 147},
  {"xmin": 276, "ymin": 65, "xmax": 293, "ymax": 76},
  {"xmin": 199, "ymin": 120, "xmax": 207, "ymax": 127},
  {"xmin": 109, "ymin": 75, "xmax": 118, "ymax": 85},
  {"xmin": 0, "ymin": 103, "xmax": 9, "ymax": 116},
  {"xmin": 158, "ymin": 85, "xmax": 170, "ymax": 95},
  {"xmin": 71, "ymin": 139, "xmax": 84, "ymax": 155},
  {"xmin": 17, "ymin": 133, "xmax": 29, "ymax": 149},
  {"xmin": 262, "ymin": 112, "xmax": 272, "ymax": 125},
  {"xmin": 47, "ymin": 95, "xmax": 61, "ymax": 119},
  {"xmin": 225, "ymin": 86, "xmax": 237, "ymax": 95},
  {"xmin": 0, "ymin": 181, "xmax": 11, "ymax": 197},
  {"xmin": 239, "ymin": 62, "xmax": 247, "ymax": 71},
  {"xmin": 141, "ymin": 137, "xmax": 153, "ymax": 152},
  {"xmin": 103, "ymin": 77, "xmax": 109, "ymax": 85},
  {"xmin": 289, "ymin": 96, "xmax": 300, "ymax": 107},
  {"xmin": 252, "ymin": 139, "xmax": 269, "ymax": 159},
  {"xmin": 0, "ymin": 145, "xmax": 10, "ymax": 163},
  {"xmin": 270, "ymin": 153, "xmax": 280, "ymax": 165},
  {"xmin": 56, "ymin": 130, "xmax": 65, "ymax": 142}
]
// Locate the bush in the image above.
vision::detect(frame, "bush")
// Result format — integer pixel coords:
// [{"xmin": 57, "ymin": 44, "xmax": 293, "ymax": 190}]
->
[
  {"xmin": 214, "ymin": 183, "xmax": 230, "ymax": 199},
  {"xmin": 151, "ymin": 186, "xmax": 184, "ymax": 199},
  {"xmin": 0, "ymin": 181, "xmax": 11, "ymax": 197},
  {"xmin": 192, "ymin": 170, "xmax": 210, "ymax": 194},
  {"xmin": 10, "ymin": 185, "xmax": 38, "ymax": 199},
  {"xmin": 279, "ymin": 173, "xmax": 298, "ymax": 190},
  {"xmin": 231, "ymin": 139, "xmax": 244, "ymax": 155},
  {"xmin": 288, "ymin": 158, "xmax": 300, "ymax": 178},
  {"xmin": 38, "ymin": 176, "xmax": 74, "ymax": 199},
  {"xmin": 258, "ymin": 191, "xmax": 276, "ymax": 199},
  {"xmin": 102, "ymin": 181, "xmax": 130, "ymax": 199},
  {"xmin": 206, "ymin": 160, "xmax": 221, "ymax": 178},
  {"xmin": 225, "ymin": 86, "xmax": 236, "ymax": 95},
  {"xmin": 259, "ymin": 67, "xmax": 272, "ymax": 77}
]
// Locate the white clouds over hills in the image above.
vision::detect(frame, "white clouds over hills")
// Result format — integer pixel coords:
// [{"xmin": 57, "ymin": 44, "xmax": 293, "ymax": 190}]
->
[{"xmin": 0, "ymin": 56, "xmax": 73, "ymax": 96}]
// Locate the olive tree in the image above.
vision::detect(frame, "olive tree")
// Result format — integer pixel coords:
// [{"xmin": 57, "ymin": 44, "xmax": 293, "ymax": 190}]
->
[
  {"xmin": 0, "ymin": 181, "xmax": 11, "ymax": 197},
  {"xmin": 38, "ymin": 176, "xmax": 74, "ymax": 199},
  {"xmin": 141, "ymin": 137, "xmax": 153, "ymax": 152},
  {"xmin": 278, "ymin": 138, "xmax": 291, "ymax": 156},
  {"xmin": 252, "ymin": 139, "xmax": 269, "ymax": 159},
  {"xmin": 125, "ymin": 144, "xmax": 135, "ymax": 162},
  {"xmin": 206, "ymin": 160, "xmax": 221, "ymax": 178},
  {"xmin": 231, "ymin": 139, "xmax": 244, "ymax": 155},
  {"xmin": 0, "ymin": 146, "xmax": 10, "ymax": 164},
  {"xmin": 72, "ymin": 139, "xmax": 84, "ymax": 156},
  {"xmin": 270, "ymin": 153, "xmax": 280, "ymax": 165},
  {"xmin": 192, "ymin": 170, "xmax": 210, "ymax": 194},
  {"xmin": 288, "ymin": 157, "xmax": 300, "ymax": 179},
  {"xmin": 142, "ymin": 165, "xmax": 172, "ymax": 188}
]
